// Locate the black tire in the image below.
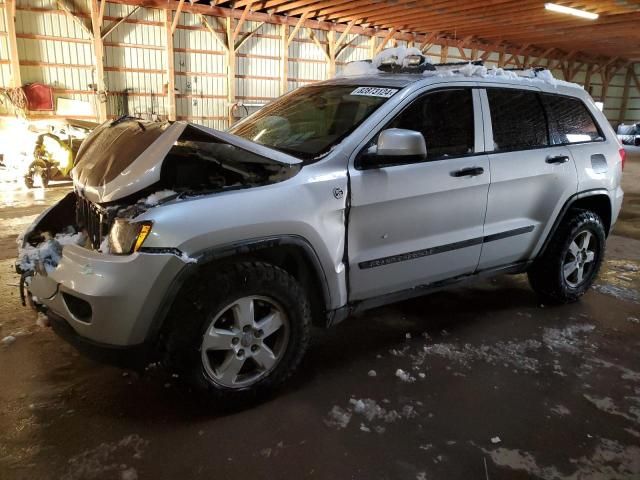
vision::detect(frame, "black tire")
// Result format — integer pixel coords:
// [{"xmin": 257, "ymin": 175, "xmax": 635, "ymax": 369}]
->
[
  {"xmin": 528, "ymin": 210, "xmax": 606, "ymax": 304},
  {"xmin": 161, "ymin": 261, "xmax": 311, "ymax": 404}
]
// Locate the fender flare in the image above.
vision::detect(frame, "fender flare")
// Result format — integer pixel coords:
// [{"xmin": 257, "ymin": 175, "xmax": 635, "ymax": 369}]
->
[
  {"xmin": 536, "ymin": 188, "xmax": 611, "ymax": 258},
  {"xmin": 144, "ymin": 234, "xmax": 333, "ymax": 343}
]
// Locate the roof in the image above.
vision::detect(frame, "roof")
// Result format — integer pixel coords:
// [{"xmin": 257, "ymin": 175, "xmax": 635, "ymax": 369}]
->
[{"xmin": 312, "ymin": 54, "xmax": 587, "ymax": 97}]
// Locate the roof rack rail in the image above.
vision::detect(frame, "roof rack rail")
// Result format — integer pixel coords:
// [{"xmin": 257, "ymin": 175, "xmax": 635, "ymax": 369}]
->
[
  {"xmin": 502, "ymin": 66, "xmax": 546, "ymax": 72},
  {"xmin": 432, "ymin": 60, "xmax": 484, "ymax": 67}
]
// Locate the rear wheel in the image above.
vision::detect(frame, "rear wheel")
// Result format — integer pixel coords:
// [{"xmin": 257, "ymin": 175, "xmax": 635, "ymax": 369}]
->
[
  {"xmin": 162, "ymin": 261, "xmax": 311, "ymax": 404},
  {"xmin": 528, "ymin": 210, "xmax": 605, "ymax": 303}
]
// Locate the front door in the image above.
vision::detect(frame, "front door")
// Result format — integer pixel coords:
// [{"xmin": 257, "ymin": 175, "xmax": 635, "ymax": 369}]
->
[{"xmin": 348, "ymin": 87, "xmax": 490, "ymax": 301}]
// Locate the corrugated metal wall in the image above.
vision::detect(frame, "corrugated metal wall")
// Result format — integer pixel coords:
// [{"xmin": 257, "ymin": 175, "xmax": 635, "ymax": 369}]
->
[
  {"xmin": 175, "ymin": 11, "xmax": 226, "ymax": 130},
  {"xmin": 103, "ymin": 2, "xmax": 167, "ymax": 120},
  {"xmin": 15, "ymin": 0, "xmax": 96, "ymax": 118},
  {"xmin": 0, "ymin": 1, "xmax": 638, "ymax": 128}
]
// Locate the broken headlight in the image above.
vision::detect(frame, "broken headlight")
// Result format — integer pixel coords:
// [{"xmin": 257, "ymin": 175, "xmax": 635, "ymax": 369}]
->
[{"xmin": 108, "ymin": 219, "xmax": 152, "ymax": 255}]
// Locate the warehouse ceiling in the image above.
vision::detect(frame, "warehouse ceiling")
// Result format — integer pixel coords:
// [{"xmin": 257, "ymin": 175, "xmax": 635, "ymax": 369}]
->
[
  {"xmin": 246, "ymin": 0, "xmax": 640, "ymax": 60},
  {"xmin": 163, "ymin": 0, "xmax": 640, "ymax": 62}
]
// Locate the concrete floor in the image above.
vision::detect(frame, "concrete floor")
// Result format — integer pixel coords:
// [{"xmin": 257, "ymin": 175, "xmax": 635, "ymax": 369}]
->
[{"xmin": 0, "ymin": 151, "xmax": 639, "ymax": 480}]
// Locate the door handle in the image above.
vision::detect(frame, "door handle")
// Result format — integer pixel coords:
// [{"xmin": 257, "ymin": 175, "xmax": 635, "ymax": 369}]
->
[
  {"xmin": 451, "ymin": 166, "xmax": 484, "ymax": 177},
  {"xmin": 546, "ymin": 155, "xmax": 569, "ymax": 164}
]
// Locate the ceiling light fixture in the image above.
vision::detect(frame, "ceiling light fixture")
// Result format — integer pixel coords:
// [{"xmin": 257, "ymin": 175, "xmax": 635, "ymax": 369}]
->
[{"xmin": 544, "ymin": 3, "xmax": 599, "ymax": 20}]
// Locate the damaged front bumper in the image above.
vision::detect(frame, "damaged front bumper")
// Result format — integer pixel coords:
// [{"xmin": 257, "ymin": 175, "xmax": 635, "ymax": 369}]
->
[{"xmin": 28, "ymin": 243, "xmax": 186, "ymax": 349}]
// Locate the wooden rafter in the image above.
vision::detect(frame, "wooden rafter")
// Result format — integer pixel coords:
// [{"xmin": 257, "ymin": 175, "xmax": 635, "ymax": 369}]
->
[
  {"xmin": 280, "ymin": 23, "xmax": 288, "ymax": 95},
  {"xmin": 163, "ymin": 9, "xmax": 176, "ymax": 121},
  {"xmin": 307, "ymin": 28, "xmax": 330, "ymax": 60},
  {"xmin": 234, "ymin": 21, "xmax": 264, "ymax": 51},
  {"xmin": 98, "ymin": 0, "xmax": 106, "ymax": 26},
  {"xmin": 619, "ymin": 65, "xmax": 633, "ymax": 123},
  {"xmin": 287, "ymin": 9, "xmax": 311, "ymax": 45},
  {"xmin": 630, "ymin": 65, "xmax": 640, "ymax": 94},
  {"xmin": 57, "ymin": 0, "xmax": 92, "ymax": 37},
  {"xmin": 374, "ymin": 28, "xmax": 395, "ymax": 55},
  {"xmin": 170, "ymin": 0, "xmax": 184, "ymax": 35},
  {"xmin": 90, "ymin": 0, "xmax": 107, "ymax": 122},
  {"xmin": 233, "ymin": 0, "xmax": 253, "ymax": 42},
  {"xmin": 420, "ymin": 31, "xmax": 439, "ymax": 53},
  {"xmin": 200, "ymin": 13, "xmax": 229, "ymax": 51},
  {"xmin": 101, "ymin": 6, "xmax": 140, "ymax": 39},
  {"xmin": 225, "ymin": 17, "xmax": 236, "ymax": 126}
]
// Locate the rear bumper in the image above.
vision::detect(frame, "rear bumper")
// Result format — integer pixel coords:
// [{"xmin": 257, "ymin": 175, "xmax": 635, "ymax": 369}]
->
[
  {"xmin": 29, "ymin": 244, "xmax": 186, "ymax": 347},
  {"xmin": 611, "ymin": 185, "xmax": 624, "ymax": 230}
]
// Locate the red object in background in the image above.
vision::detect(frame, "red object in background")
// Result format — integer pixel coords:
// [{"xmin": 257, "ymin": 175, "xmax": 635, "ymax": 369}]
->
[{"xmin": 23, "ymin": 83, "xmax": 54, "ymax": 111}]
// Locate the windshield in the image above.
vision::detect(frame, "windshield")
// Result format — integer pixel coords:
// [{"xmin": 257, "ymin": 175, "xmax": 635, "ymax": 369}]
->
[{"xmin": 228, "ymin": 85, "xmax": 398, "ymax": 161}]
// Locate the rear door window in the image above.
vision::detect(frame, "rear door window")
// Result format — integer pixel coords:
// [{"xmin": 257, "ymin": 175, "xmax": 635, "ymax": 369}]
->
[
  {"xmin": 542, "ymin": 94, "xmax": 604, "ymax": 144},
  {"xmin": 487, "ymin": 89, "xmax": 549, "ymax": 151}
]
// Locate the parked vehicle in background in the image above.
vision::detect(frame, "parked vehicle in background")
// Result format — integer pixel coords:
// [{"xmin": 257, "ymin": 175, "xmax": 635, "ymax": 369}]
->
[
  {"xmin": 17, "ymin": 52, "xmax": 625, "ymax": 404},
  {"xmin": 617, "ymin": 123, "xmax": 640, "ymax": 146},
  {"xmin": 24, "ymin": 119, "xmax": 97, "ymax": 188}
]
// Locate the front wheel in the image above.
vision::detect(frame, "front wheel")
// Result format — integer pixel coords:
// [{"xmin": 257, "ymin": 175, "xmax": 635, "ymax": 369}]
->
[
  {"xmin": 162, "ymin": 261, "xmax": 311, "ymax": 404},
  {"xmin": 528, "ymin": 210, "xmax": 605, "ymax": 303}
]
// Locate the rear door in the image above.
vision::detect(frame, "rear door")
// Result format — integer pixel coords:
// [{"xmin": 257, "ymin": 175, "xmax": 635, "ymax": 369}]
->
[
  {"xmin": 348, "ymin": 87, "xmax": 490, "ymax": 301},
  {"xmin": 477, "ymin": 87, "xmax": 578, "ymax": 270}
]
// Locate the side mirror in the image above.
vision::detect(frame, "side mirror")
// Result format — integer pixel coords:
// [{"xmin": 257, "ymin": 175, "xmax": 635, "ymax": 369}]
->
[{"xmin": 359, "ymin": 128, "xmax": 427, "ymax": 169}]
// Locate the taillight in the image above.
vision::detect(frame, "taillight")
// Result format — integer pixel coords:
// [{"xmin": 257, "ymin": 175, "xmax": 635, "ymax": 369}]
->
[{"xmin": 619, "ymin": 147, "xmax": 626, "ymax": 171}]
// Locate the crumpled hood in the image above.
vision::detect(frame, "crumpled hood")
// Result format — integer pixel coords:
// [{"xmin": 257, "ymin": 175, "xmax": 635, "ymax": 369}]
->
[{"xmin": 72, "ymin": 119, "xmax": 302, "ymax": 204}]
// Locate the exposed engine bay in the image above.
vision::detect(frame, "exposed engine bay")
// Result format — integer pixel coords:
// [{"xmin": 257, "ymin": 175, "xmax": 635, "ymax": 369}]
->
[{"xmin": 17, "ymin": 118, "xmax": 302, "ymax": 271}]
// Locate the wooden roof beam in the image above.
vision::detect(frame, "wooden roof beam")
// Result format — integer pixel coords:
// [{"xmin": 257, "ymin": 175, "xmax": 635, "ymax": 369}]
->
[
  {"xmin": 287, "ymin": 9, "xmax": 311, "ymax": 46},
  {"xmin": 200, "ymin": 13, "xmax": 229, "ymax": 51},
  {"xmin": 420, "ymin": 31, "xmax": 440, "ymax": 53},
  {"xmin": 57, "ymin": 0, "xmax": 93, "ymax": 37},
  {"xmin": 372, "ymin": 28, "xmax": 396, "ymax": 55},
  {"xmin": 232, "ymin": 0, "xmax": 253, "ymax": 41},
  {"xmin": 170, "ymin": 0, "xmax": 184, "ymax": 35},
  {"xmin": 101, "ymin": 5, "xmax": 140, "ymax": 39}
]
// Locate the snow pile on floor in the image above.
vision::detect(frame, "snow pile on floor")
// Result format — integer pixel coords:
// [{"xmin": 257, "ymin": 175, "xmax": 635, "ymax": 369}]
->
[
  {"xmin": 18, "ymin": 226, "xmax": 87, "ymax": 273},
  {"xmin": 483, "ymin": 438, "xmax": 640, "ymax": 480},
  {"xmin": 417, "ymin": 338, "xmax": 543, "ymax": 373},
  {"xmin": 324, "ymin": 405, "xmax": 352, "ymax": 430},
  {"xmin": 395, "ymin": 368, "xmax": 416, "ymax": 383},
  {"xmin": 324, "ymin": 397, "xmax": 420, "ymax": 433},
  {"xmin": 542, "ymin": 324, "xmax": 596, "ymax": 354},
  {"xmin": 141, "ymin": 189, "xmax": 177, "ymax": 206},
  {"xmin": 62, "ymin": 434, "xmax": 147, "ymax": 480},
  {"xmin": 593, "ymin": 283, "xmax": 640, "ymax": 304}
]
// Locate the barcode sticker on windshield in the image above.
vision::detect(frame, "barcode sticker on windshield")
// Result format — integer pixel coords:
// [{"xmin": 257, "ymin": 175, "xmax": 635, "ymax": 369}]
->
[{"xmin": 350, "ymin": 87, "xmax": 398, "ymax": 98}]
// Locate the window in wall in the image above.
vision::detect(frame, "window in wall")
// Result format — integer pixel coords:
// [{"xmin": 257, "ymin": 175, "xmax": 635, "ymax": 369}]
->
[
  {"xmin": 542, "ymin": 94, "xmax": 604, "ymax": 144},
  {"xmin": 487, "ymin": 89, "xmax": 549, "ymax": 151},
  {"xmin": 389, "ymin": 89, "xmax": 475, "ymax": 161}
]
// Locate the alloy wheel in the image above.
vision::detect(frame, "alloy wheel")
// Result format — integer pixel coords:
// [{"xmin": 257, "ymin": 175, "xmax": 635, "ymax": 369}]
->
[
  {"xmin": 200, "ymin": 295, "xmax": 290, "ymax": 388},
  {"xmin": 563, "ymin": 230, "xmax": 598, "ymax": 288}
]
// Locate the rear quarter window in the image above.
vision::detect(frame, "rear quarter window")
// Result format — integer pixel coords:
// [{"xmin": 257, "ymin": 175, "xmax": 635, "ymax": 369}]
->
[{"xmin": 542, "ymin": 94, "xmax": 604, "ymax": 144}]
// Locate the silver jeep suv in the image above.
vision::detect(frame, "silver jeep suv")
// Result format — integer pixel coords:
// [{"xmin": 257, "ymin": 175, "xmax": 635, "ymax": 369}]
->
[{"xmin": 18, "ymin": 59, "xmax": 625, "ymax": 402}]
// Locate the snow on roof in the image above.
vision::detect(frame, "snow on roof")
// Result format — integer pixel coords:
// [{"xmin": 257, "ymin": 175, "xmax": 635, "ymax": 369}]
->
[{"xmin": 338, "ymin": 47, "xmax": 583, "ymax": 91}]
